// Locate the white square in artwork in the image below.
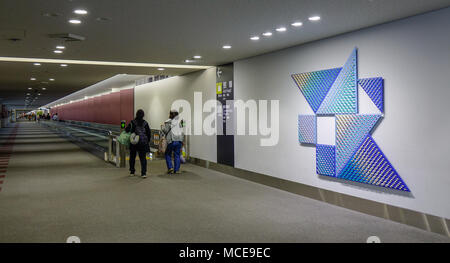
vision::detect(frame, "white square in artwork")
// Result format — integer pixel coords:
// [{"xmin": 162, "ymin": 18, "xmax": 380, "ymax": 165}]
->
[{"xmin": 317, "ymin": 116, "xmax": 335, "ymax": 146}]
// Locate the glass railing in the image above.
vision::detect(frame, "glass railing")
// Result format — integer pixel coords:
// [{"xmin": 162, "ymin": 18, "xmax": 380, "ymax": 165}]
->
[
  {"xmin": 41, "ymin": 120, "xmax": 117, "ymax": 152},
  {"xmin": 40, "ymin": 120, "xmax": 165, "ymax": 166}
]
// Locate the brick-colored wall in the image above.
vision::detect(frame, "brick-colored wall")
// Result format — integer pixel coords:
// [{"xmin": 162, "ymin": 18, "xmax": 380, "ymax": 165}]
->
[{"xmin": 50, "ymin": 88, "xmax": 134, "ymax": 126}]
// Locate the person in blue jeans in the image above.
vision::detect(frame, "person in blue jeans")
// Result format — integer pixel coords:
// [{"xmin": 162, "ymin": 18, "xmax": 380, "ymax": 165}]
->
[{"xmin": 162, "ymin": 110, "xmax": 184, "ymax": 174}]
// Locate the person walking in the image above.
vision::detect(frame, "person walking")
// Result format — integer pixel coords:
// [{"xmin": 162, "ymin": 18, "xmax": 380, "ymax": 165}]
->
[
  {"xmin": 126, "ymin": 109, "xmax": 151, "ymax": 178},
  {"xmin": 162, "ymin": 110, "xmax": 184, "ymax": 174}
]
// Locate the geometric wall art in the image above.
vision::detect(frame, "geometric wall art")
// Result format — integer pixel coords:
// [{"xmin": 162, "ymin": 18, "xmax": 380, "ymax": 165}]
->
[
  {"xmin": 293, "ymin": 48, "xmax": 410, "ymax": 192},
  {"xmin": 359, "ymin": 77, "xmax": 384, "ymax": 113},
  {"xmin": 292, "ymin": 68, "xmax": 342, "ymax": 113},
  {"xmin": 316, "ymin": 144, "xmax": 336, "ymax": 177},
  {"xmin": 317, "ymin": 48, "xmax": 358, "ymax": 115},
  {"xmin": 335, "ymin": 114, "xmax": 382, "ymax": 176},
  {"xmin": 339, "ymin": 135, "xmax": 409, "ymax": 192},
  {"xmin": 298, "ymin": 115, "xmax": 317, "ymax": 144}
]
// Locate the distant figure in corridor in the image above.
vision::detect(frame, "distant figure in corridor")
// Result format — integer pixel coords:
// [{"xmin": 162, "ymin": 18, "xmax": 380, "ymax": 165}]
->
[
  {"xmin": 162, "ymin": 110, "xmax": 184, "ymax": 174},
  {"xmin": 126, "ymin": 109, "xmax": 151, "ymax": 178}
]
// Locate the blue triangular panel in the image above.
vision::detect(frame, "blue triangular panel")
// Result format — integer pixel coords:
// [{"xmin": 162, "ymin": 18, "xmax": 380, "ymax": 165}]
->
[
  {"xmin": 359, "ymin": 78, "xmax": 384, "ymax": 113},
  {"xmin": 335, "ymin": 114, "xmax": 382, "ymax": 176},
  {"xmin": 292, "ymin": 68, "xmax": 342, "ymax": 112},
  {"xmin": 339, "ymin": 135, "xmax": 410, "ymax": 192},
  {"xmin": 317, "ymin": 48, "xmax": 358, "ymax": 114}
]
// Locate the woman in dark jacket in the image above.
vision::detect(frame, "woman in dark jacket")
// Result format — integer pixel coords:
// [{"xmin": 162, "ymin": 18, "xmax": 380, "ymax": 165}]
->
[{"xmin": 125, "ymin": 109, "xmax": 151, "ymax": 178}]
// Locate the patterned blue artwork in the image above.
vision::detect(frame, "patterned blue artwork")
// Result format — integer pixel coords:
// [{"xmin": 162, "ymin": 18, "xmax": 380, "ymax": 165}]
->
[
  {"xmin": 293, "ymin": 47, "xmax": 410, "ymax": 192},
  {"xmin": 359, "ymin": 78, "xmax": 384, "ymax": 113},
  {"xmin": 292, "ymin": 68, "xmax": 342, "ymax": 113},
  {"xmin": 298, "ymin": 115, "xmax": 316, "ymax": 144},
  {"xmin": 335, "ymin": 114, "xmax": 381, "ymax": 176},
  {"xmin": 317, "ymin": 145, "xmax": 336, "ymax": 177},
  {"xmin": 317, "ymin": 48, "xmax": 358, "ymax": 114},
  {"xmin": 339, "ymin": 135, "xmax": 410, "ymax": 192}
]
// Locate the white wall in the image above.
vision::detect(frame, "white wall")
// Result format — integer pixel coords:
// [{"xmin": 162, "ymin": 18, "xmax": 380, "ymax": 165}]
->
[
  {"xmin": 134, "ymin": 68, "xmax": 217, "ymax": 163},
  {"xmin": 234, "ymin": 8, "xmax": 450, "ymax": 218}
]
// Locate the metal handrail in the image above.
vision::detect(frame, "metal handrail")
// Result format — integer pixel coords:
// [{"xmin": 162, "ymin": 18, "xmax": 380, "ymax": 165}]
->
[
  {"xmin": 52, "ymin": 121, "xmax": 120, "ymax": 136},
  {"xmin": 40, "ymin": 120, "xmax": 173, "ymax": 167},
  {"xmin": 40, "ymin": 120, "xmax": 126, "ymax": 167}
]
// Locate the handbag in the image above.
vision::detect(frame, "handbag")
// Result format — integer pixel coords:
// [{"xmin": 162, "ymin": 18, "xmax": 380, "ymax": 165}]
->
[
  {"xmin": 158, "ymin": 126, "xmax": 171, "ymax": 153},
  {"xmin": 159, "ymin": 136, "xmax": 167, "ymax": 153},
  {"xmin": 117, "ymin": 122, "xmax": 132, "ymax": 147},
  {"xmin": 130, "ymin": 132, "xmax": 139, "ymax": 145},
  {"xmin": 180, "ymin": 146, "xmax": 186, "ymax": 164}
]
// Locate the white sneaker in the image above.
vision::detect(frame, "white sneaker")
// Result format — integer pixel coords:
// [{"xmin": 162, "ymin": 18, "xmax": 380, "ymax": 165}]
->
[{"xmin": 141, "ymin": 174, "xmax": 147, "ymax": 179}]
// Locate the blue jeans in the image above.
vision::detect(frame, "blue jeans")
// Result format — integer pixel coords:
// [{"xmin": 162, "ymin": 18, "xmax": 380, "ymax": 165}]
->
[{"xmin": 165, "ymin": 141, "xmax": 182, "ymax": 172}]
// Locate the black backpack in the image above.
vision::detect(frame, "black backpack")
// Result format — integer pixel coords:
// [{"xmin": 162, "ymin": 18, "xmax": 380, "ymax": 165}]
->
[{"xmin": 133, "ymin": 120, "xmax": 148, "ymax": 145}]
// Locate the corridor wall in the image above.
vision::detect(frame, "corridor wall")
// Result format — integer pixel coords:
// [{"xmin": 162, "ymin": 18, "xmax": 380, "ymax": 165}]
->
[
  {"xmin": 134, "ymin": 68, "xmax": 217, "ymax": 163},
  {"xmin": 50, "ymin": 88, "xmax": 134, "ymax": 126},
  {"xmin": 233, "ymin": 8, "xmax": 450, "ymax": 219}
]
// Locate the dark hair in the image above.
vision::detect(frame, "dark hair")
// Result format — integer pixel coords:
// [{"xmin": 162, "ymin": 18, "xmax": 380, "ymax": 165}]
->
[
  {"xmin": 169, "ymin": 110, "xmax": 179, "ymax": 119},
  {"xmin": 136, "ymin": 109, "xmax": 145, "ymax": 120}
]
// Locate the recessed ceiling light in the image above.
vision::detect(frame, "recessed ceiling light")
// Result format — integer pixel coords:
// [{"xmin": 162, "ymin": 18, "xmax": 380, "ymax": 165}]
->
[
  {"xmin": 309, "ymin": 16, "xmax": 321, "ymax": 21},
  {"xmin": 222, "ymin": 45, "xmax": 232, "ymax": 49},
  {"xmin": 250, "ymin": 36, "xmax": 260, "ymax": 41},
  {"xmin": 276, "ymin": 27, "xmax": 287, "ymax": 32},
  {"xmin": 33, "ymin": 63, "xmax": 41, "ymax": 66},
  {"xmin": 28, "ymin": 87, "xmax": 32, "ymax": 90},
  {"xmin": 291, "ymin": 22, "xmax": 303, "ymax": 27},
  {"xmin": 262, "ymin": 32, "xmax": 272, "ymax": 37},
  {"xmin": 42, "ymin": 88, "xmax": 47, "ymax": 90},
  {"xmin": 69, "ymin": 19, "xmax": 81, "ymax": 24},
  {"xmin": 74, "ymin": 9, "xmax": 88, "ymax": 15},
  {"xmin": 54, "ymin": 50, "xmax": 63, "ymax": 54},
  {"xmin": 60, "ymin": 64, "xmax": 68, "ymax": 67},
  {"xmin": 49, "ymin": 78, "xmax": 55, "ymax": 81},
  {"xmin": 184, "ymin": 59, "xmax": 194, "ymax": 63},
  {"xmin": 31, "ymin": 78, "xmax": 36, "ymax": 81},
  {"xmin": 193, "ymin": 55, "xmax": 202, "ymax": 59},
  {"xmin": 157, "ymin": 68, "xmax": 164, "ymax": 71},
  {"xmin": 56, "ymin": 46, "xmax": 65, "ymax": 49}
]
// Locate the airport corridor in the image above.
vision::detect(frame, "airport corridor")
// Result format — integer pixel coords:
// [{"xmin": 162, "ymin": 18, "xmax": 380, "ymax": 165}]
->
[{"xmin": 0, "ymin": 122, "xmax": 448, "ymax": 243}]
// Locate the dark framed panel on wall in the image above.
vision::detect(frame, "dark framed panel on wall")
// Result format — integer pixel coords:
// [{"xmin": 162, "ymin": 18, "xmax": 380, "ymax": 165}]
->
[{"xmin": 216, "ymin": 63, "xmax": 234, "ymax": 167}]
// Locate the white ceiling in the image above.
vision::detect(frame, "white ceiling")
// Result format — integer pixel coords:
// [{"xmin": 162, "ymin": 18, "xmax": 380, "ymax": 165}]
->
[{"xmin": 1, "ymin": 0, "xmax": 449, "ymax": 107}]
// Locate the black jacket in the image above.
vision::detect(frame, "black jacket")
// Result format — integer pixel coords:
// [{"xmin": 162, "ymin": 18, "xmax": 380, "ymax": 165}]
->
[{"xmin": 126, "ymin": 119, "xmax": 151, "ymax": 152}]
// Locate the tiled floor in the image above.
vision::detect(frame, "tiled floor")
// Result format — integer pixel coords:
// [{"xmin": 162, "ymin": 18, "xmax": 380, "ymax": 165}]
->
[{"xmin": 0, "ymin": 122, "xmax": 449, "ymax": 243}]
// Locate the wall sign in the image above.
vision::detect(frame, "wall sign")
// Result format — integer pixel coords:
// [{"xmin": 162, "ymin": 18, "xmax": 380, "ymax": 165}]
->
[
  {"xmin": 293, "ymin": 48, "xmax": 410, "ymax": 192},
  {"xmin": 216, "ymin": 64, "xmax": 235, "ymax": 167}
]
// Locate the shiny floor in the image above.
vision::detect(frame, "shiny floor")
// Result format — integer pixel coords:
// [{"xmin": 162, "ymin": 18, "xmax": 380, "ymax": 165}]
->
[{"xmin": 0, "ymin": 122, "xmax": 449, "ymax": 243}]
